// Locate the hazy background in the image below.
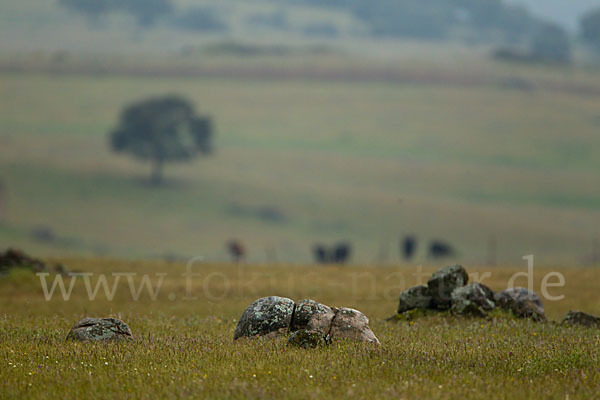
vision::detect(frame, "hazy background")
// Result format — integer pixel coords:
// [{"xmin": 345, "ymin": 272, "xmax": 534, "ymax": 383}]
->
[{"xmin": 0, "ymin": 0, "xmax": 599, "ymax": 266}]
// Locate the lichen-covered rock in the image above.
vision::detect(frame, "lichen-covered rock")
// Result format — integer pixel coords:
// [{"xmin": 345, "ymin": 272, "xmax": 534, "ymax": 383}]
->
[
  {"xmin": 494, "ymin": 287, "xmax": 545, "ymax": 321},
  {"xmin": 450, "ymin": 282, "xmax": 495, "ymax": 317},
  {"xmin": 290, "ymin": 299, "xmax": 336, "ymax": 335},
  {"xmin": 328, "ymin": 307, "xmax": 380, "ymax": 345},
  {"xmin": 287, "ymin": 329, "xmax": 328, "ymax": 349},
  {"xmin": 66, "ymin": 318, "xmax": 133, "ymax": 342},
  {"xmin": 562, "ymin": 311, "xmax": 600, "ymax": 328},
  {"xmin": 233, "ymin": 296, "xmax": 295, "ymax": 340},
  {"xmin": 427, "ymin": 264, "xmax": 469, "ymax": 309},
  {"xmin": 397, "ymin": 285, "xmax": 433, "ymax": 313}
]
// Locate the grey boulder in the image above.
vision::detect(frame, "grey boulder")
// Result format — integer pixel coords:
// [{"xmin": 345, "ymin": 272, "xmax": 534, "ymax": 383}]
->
[
  {"xmin": 451, "ymin": 282, "xmax": 495, "ymax": 317},
  {"xmin": 234, "ymin": 297, "xmax": 380, "ymax": 345},
  {"xmin": 328, "ymin": 307, "xmax": 380, "ymax": 345},
  {"xmin": 427, "ymin": 264, "xmax": 469, "ymax": 309},
  {"xmin": 397, "ymin": 285, "xmax": 433, "ymax": 313},
  {"xmin": 562, "ymin": 311, "xmax": 600, "ymax": 328},
  {"xmin": 494, "ymin": 287, "xmax": 545, "ymax": 321},
  {"xmin": 233, "ymin": 296, "xmax": 295, "ymax": 340},
  {"xmin": 290, "ymin": 299, "xmax": 336, "ymax": 335},
  {"xmin": 66, "ymin": 318, "xmax": 133, "ymax": 342}
]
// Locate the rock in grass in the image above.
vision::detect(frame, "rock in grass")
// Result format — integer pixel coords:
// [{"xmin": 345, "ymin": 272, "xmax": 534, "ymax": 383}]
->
[
  {"xmin": 494, "ymin": 287, "xmax": 545, "ymax": 321},
  {"xmin": 233, "ymin": 296, "xmax": 295, "ymax": 340},
  {"xmin": 427, "ymin": 264, "xmax": 469, "ymax": 309},
  {"xmin": 66, "ymin": 318, "xmax": 133, "ymax": 342},
  {"xmin": 287, "ymin": 329, "xmax": 328, "ymax": 349},
  {"xmin": 0, "ymin": 248, "xmax": 47, "ymax": 276},
  {"xmin": 397, "ymin": 285, "xmax": 433, "ymax": 313},
  {"xmin": 451, "ymin": 282, "xmax": 495, "ymax": 317},
  {"xmin": 562, "ymin": 311, "xmax": 600, "ymax": 328},
  {"xmin": 290, "ymin": 299, "xmax": 336, "ymax": 335},
  {"xmin": 328, "ymin": 307, "xmax": 380, "ymax": 345},
  {"xmin": 234, "ymin": 297, "xmax": 379, "ymax": 345}
]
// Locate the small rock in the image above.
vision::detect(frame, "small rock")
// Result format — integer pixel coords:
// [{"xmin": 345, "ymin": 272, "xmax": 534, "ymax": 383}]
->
[
  {"xmin": 66, "ymin": 318, "xmax": 133, "ymax": 342},
  {"xmin": 233, "ymin": 296, "xmax": 295, "ymax": 340},
  {"xmin": 328, "ymin": 307, "xmax": 380, "ymax": 344},
  {"xmin": 495, "ymin": 287, "xmax": 545, "ymax": 321},
  {"xmin": 397, "ymin": 285, "xmax": 433, "ymax": 313},
  {"xmin": 287, "ymin": 329, "xmax": 328, "ymax": 348},
  {"xmin": 427, "ymin": 264, "xmax": 469, "ymax": 309},
  {"xmin": 562, "ymin": 311, "xmax": 600, "ymax": 328},
  {"xmin": 451, "ymin": 282, "xmax": 495, "ymax": 317},
  {"xmin": 290, "ymin": 299, "xmax": 336, "ymax": 335}
]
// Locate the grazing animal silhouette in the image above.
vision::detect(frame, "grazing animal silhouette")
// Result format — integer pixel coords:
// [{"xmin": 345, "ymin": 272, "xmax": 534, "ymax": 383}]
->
[
  {"xmin": 313, "ymin": 244, "xmax": 330, "ymax": 264},
  {"xmin": 428, "ymin": 240, "xmax": 455, "ymax": 259},
  {"xmin": 312, "ymin": 242, "xmax": 352, "ymax": 264},
  {"xmin": 401, "ymin": 235, "xmax": 417, "ymax": 261},
  {"xmin": 333, "ymin": 242, "xmax": 351, "ymax": 264},
  {"xmin": 227, "ymin": 240, "xmax": 246, "ymax": 263}
]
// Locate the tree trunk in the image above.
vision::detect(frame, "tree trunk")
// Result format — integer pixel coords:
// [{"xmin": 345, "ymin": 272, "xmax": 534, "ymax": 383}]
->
[{"xmin": 150, "ymin": 158, "xmax": 164, "ymax": 185}]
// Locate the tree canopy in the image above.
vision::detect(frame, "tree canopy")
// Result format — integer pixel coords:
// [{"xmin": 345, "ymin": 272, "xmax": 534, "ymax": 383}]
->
[
  {"xmin": 110, "ymin": 96, "xmax": 213, "ymax": 184},
  {"xmin": 530, "ymin": 23, "xmax": 571, "ymax": 63}
]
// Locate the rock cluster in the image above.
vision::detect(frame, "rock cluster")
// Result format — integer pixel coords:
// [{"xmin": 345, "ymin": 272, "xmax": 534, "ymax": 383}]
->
[
  {"xmin": 494, "ymin": 287, "xmax": 545, "ymax": 321},
  {"xmin": 392, "ymin": 264, "xmax": 546, "ymax": 321},
  {"xmin": 234, "ymin": 296, "xmax": 379, "ymax": 346},
  {"xmin": 451, "ymin": 283, "xmax": 495, "ymax": 317},
  {"xmin": 66, "ymin": 318, "xmax": 133, "ymax": 342},
  {"xmin": 0, "ymin": 248, "xmax": 68, "ymax": 276}
]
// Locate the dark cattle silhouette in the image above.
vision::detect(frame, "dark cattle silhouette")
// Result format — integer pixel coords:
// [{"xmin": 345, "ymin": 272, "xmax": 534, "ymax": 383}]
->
[
  {"xmin": 312, "ymin": 242, "xmax": 352, "ymax": 264},
  {"xmin": 428, "ymin": 240, "xmax": 455, "ymax": 259},
  {"xmin": 227, "ymin": 240, "xmax": 246, "ymax": 262},
  {"xmin": 333, "ymin": 242, "xmax": 351, "ymax": 264},
  {"xmin": 313, "ymin": 244, "xmax": 330, "ymax": 264},
  {"xmin": 401, "ymin": 235, "xmax": 417, "ymax": 261}
]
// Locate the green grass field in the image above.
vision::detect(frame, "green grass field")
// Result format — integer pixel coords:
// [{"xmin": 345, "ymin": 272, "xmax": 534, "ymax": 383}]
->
[
  {"xmin": 1, "ymin": 260, "xmax": 600, "ymax": 399},
  {"xmin": 1, "ymin": 54, "xmax": 599, "ymax": 264},
  {"xmin": 2, "ymin": 2, "xmax": 600, "ymax": 399}
]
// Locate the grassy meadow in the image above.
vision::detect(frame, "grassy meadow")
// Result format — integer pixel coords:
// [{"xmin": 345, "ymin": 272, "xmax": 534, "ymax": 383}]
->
[
  {"xmin": 1, "ymin": 260, "xmax": 600, "ymax": 399},
  {"xmin": 2, "ymin": 2, "xmax": 600, "ymax": 399},
  {"xmin": 0, "ymin": 54, "xmax": 600, "ymax": 264}
]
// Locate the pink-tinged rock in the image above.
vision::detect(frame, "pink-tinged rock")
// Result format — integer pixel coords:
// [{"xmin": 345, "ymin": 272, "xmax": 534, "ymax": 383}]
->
[{"xmin": 328, "ymin": 307, "xmax": 380, "ymax": 345}]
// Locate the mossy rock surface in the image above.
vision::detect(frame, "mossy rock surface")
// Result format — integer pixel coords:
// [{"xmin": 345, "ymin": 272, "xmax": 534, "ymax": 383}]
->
[
  {"xmin": 397, "ymin": 285, "xmax": 433, "ymax": 314},
  {"xmin": 287, "ymin": 329, "xmax": 328, "ymax": 349},
  {"xmin": 427, "ymin": 264, "xmax": 469, "ymax": 309},
  {"xmin": 66, "ymin": 318, "xmax": 133, "ymax": 342},
  {"xmin": 562, "ymin": 311, "xmax": 600, "ymax": 328},
  {"xmin": 234, "ymin": 296, "xmax": 295, "ymax": 340}
]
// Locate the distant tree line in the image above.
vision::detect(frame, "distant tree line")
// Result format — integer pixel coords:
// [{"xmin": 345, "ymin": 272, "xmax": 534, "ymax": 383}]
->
[
  {"xmin": 492, "ymin": 5, "xmax": 600, "ymax": 65},
  {"xmin": 59, "ymin": 0, "xmax": 173, "ymax": 27},
  {"xmin": 289, "ymin": 0, "xmax": 541, "ymax": 42},
  {"xmin": 580, "ymin": 8, "xmax": 600, "ymax": 53},
  {"xmin": 59, "ymin": 0, "xmax": 600, "ymax": 59},
  {"xmin": 59, "ymin": 0, "xmax": 226, "ymax": 32}
]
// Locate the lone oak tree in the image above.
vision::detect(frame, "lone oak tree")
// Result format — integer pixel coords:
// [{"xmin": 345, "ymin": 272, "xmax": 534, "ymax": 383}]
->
[{"xmin": 110, "ymin": 96, "xmax": 213, "ymax": 185}]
